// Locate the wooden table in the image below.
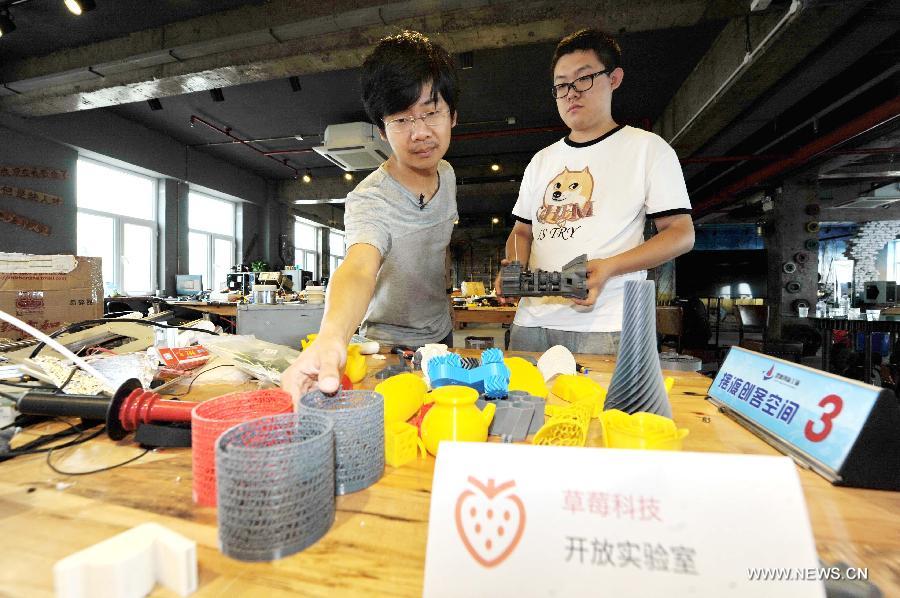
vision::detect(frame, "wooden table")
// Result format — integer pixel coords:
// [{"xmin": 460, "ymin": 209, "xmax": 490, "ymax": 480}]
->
[
  {"xmin": 1, "ymin": 352, "xmax": 898, "ymax": 596},
  {"xmin": 453, "ymin": 306, "xmax": 517, "ymax": 329}
]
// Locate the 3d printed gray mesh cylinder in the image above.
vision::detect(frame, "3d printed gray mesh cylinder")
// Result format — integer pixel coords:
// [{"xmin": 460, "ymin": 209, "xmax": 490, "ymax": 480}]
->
[
  {"xmin": 604, "ymin": 280, "xmax": 673, "ymax": 418},
  {"xmin": 299, "ymin": 389, "xmax": 385, "ymax": 495},
  {"xmin": 215, "ymin": 413, "xmax": 336, "ymax": 562}
]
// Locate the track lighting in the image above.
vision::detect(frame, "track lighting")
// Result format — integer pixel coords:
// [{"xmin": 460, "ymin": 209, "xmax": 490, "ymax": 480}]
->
[
  {"xmin": 64, "ymin": 0, "xmax": 96, "ymax": 15},
  {"xmin": 0, "ymin": 9, "xmax": 15, "ymax": 37}
]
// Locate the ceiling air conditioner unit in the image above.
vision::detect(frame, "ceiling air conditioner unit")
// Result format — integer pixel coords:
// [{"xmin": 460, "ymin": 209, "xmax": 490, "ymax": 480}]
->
[{"xmin": 313, "ymin": 122, "xmax": 392, "ymax": 171}]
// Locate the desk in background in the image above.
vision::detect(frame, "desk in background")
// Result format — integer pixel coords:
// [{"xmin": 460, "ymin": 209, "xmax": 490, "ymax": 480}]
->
[
  {"xmin": 1, "ymin": 352, "xmax": 897, "ymax": 596},
  {"xmin": 808, "ymin": 315, "xmax": 900, "ymax": 384},
  {"xmin": 453, "ymin": 306, "xmax": 517, "ymax": 329},
  {"xmin": 168, "ymin": 300, "xmax": 238, "ymax": 318}
]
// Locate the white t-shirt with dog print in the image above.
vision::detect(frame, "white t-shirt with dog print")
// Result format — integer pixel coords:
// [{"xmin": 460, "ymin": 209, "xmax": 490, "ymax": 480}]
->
[{"xmin": 510, "ymin": 125, "xmax": 691, "ymax": 332}]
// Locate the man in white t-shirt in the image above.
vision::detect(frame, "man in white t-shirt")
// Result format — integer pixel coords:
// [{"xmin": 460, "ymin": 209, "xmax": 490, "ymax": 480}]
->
[{"xmin": 497, "ymin": 29, "xmax": 695, "ymax": 354}]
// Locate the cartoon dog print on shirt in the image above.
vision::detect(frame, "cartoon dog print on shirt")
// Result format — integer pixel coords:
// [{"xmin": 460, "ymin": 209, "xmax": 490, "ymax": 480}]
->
[{"xmin": 536, "ymin": 167, "xmax": 594, "ymax": 225}]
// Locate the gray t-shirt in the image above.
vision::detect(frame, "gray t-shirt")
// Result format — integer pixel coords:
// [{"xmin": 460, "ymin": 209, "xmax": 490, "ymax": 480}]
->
[{"xmin": 344, "ymin": 160, "xmax": 457, "ymax": 347}]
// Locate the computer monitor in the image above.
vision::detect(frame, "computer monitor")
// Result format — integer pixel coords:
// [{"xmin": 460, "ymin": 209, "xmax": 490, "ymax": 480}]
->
[
  {"xmin": 176, "ymin": 274, "xmax": 203, "ymax": 297},
  {"xmin": 300, "ymin": 270, "xmax": 313, "ymax": 290}
]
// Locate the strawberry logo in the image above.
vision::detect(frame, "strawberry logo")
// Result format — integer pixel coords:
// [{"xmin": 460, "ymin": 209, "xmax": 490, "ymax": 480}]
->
[{"xmin": 455, "ymin": 477, "xmax": 526, "ymax": 568}]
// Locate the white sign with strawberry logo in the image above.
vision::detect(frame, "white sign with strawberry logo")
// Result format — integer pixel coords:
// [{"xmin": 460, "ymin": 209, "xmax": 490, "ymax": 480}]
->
[
  {"xmin": 454, "ymin": 477, "xmax": 526, "ymax": 568},
  {"xmin": 424, "ymin": 443, "xmax": 823, "ymax": 597}
]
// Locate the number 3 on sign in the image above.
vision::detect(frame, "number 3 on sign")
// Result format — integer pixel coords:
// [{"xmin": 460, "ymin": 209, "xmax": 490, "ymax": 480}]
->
[{"xmin": 804, "ymin": 394, "xmax": 843, "ymax": 442}]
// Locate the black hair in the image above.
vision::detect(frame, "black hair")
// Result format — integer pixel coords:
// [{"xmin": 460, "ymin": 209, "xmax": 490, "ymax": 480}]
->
[
  {"xmin": 551, "ymin": 29, "xmax": 622, "ymax": 73},
  {"xmin": 361, "ymin": 30, "xmax": 459, "ymax": 133}
]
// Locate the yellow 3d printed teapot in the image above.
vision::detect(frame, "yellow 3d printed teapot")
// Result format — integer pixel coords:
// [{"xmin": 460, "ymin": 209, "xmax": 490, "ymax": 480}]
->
[{"xmin": 421, "ymin": 385, "xmax": 496, "ymax": 456}]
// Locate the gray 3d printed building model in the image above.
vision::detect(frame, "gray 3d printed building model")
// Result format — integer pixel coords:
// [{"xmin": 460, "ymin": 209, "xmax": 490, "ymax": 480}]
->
[
  {"xmin": 604, "ymin": 279, "xmax": 673, "ymax": 418},
  {"xmin": 499, "ymin": 254, "xmax": 588, "ymax": 299}
]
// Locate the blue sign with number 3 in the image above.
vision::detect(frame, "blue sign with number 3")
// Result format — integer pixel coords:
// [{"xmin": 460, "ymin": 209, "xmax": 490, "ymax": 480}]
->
[{"xmin": 709, "ymin": 347, "xmax": 880, "ymax": 473}]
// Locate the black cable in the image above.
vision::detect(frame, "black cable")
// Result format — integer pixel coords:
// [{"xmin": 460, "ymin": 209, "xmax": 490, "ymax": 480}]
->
[
  {"xmin": 46, "ymin": 443, "xmax": 150, "ymax": 476},
  {"xmin": 57, "ymin": 366, "xmax": 78, "ymax": 391},
  {"xmin": 0, "ymin": 390, "xmax": 21, "ymax": 402},
  {"xmin": 0, "ymin": 423, "xmax": 103, "ymax": 460},
  {"xmin": 1, "ymin": 363, "xmax": 79, "ymax": 397},
  {"xmin": 29, "ymin": 318, "xmax": 219, "ymax": 359},
  {"xmin": 161, "ymin": 364, "xmax": 235, "ymax": 397},
  {"xmin": 103, "ymin": 311, "xmax": 144, "ymax": 318},
  {"xmin": 0, "ymin": 380, "xmax": 57, "ymax": 390}
]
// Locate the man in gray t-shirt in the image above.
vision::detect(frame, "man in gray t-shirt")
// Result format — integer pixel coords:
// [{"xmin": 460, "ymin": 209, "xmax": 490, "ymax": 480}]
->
[
  {"xmin": 282, "ymin": 30, "xmax": 460, "ymax": 402},
  {"xmin": 344, "ymin": 160, "xmax": 457, "ymax": 346}
]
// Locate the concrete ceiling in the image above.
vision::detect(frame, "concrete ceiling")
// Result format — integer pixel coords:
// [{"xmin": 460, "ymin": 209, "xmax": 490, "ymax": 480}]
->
[{"xmin": 1, "ymin": 0, "xmax": 897, "ymax": 219}]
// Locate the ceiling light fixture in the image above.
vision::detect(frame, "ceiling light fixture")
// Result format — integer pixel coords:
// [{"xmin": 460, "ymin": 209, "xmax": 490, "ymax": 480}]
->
[
  {"xmin": 64, "ymin": 0, "xmax": 96, "ymax": 16},
  {"xmin": 302, "ymin": 170, "xmax": 312, "ymax": 184},
  {"xmin": 491, "ymin": 217, "xmax": 500, "ymax": 224},
  {"xmin": 0, "ymin": 9, "xmax": 15, "ymax": 36},
  {"xmin": 343, "ymin": 173, "xmax": 353, "ymax": 181},
  {"xmin": 490, "ymin": 163, "xmax": 500, "ymax": 172}
]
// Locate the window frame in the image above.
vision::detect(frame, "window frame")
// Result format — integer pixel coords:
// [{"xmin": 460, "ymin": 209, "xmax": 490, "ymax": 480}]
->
[
  {"xmin": 76, "ymin": 157, "xmax": 158, "ymax": 296},
  {"xmin": 188, "ymin": 191, "xmax": 236, "ymax": 291},
  {"xmin": 294, "ymin": 218, "xmax": 320, "ymax": 280},
  {"xmin": 329, "ymin": 229, "xmax": 346, "ymax": 274}
]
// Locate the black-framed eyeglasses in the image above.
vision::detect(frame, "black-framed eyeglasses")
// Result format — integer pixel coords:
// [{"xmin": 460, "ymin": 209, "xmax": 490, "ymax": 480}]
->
[
  {"xmin": 383, "ymin": 109, "xmax": 450, "ymax": 133},
  {"xmin": 551, "ymin": 69, "xmax": 612, "ymax": 99}
]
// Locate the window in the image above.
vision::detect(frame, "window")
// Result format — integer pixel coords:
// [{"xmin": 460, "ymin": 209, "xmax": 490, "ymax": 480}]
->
[
  {"xmin": 294, "ymin": 220, "xmax": 319, "ymax": 279},
  {"xmin": 188, "ymin": 192, "xmax": 235, "ymax": 291},
  {"xmin": 76, "ymin": 158, "xmax": 157, "ymax": 295},
  {"xmin": 887, "ymin": 240, "xmax": 900, "ymax": 283},
  {"xmin": 329, "ymin": 230, "xmax": 346, "ymax": 273}
]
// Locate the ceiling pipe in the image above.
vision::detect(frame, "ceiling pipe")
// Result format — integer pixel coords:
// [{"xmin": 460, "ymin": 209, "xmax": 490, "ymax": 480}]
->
[
  {"xmin": 263, "ymin": 147, "xmax": 317, "ymax": 156},
  {"xmin": 192, "ymin": 133, "xmax": 321, "ymax": 148},
  {"xmin": 682, "ymin": 146, "xmax": 899, "ymax": 164},
  {"xmin": 189, "ymin": 114, "xmax": 299, "ymax": 177},
  {"xmin": 668, "ymin": 0, "xmax": 801, "ymax": 145},
  {"xmin": 694, "ymin": 96, "xmax": 900, "ymax": 216},
  {"xmin": 689, "ymin": 63, "xmax": 900, "ymax": 195}
]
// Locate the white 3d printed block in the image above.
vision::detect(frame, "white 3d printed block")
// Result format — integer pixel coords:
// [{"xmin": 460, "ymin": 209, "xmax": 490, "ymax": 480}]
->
[{"xmin": 54, "ymin": 522, "xmax": 197, "ymax": 598}]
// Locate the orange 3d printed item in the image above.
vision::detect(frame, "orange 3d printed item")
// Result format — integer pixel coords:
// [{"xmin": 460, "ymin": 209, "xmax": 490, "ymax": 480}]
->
[
  {"xmin": 551, "ymin": 374, "xmax": 606, "ymax": 417},
  {"xmin": 375, "ymin": 372, "xmax": 427, "ymax": 424},
  {"xmin": 421, "ymin": 385, "xmax": 496, "ymax": 456},
  {"xmin": 600, "ymin": 409, "xmax": 689, "ymax": 451},
  {"xmin": 191, "ymin": 389, "xmax": 294, "ymax": 507},
  {"xmin": 504, "ymin": 357, "xmax": 548, "ymax": 398}
]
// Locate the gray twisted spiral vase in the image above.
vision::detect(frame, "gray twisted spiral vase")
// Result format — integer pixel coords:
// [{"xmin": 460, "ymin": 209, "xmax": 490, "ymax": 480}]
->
[{"xmin": 604, "ymin": 280, "xmax": 673, "ymax": 418}]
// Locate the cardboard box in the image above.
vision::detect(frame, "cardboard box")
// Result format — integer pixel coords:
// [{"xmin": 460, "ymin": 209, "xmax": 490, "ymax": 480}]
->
[{"xmin": 0, "ymin": 254, "xmax": 103, "ymax": 340}]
